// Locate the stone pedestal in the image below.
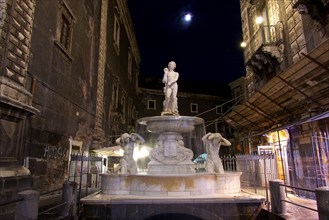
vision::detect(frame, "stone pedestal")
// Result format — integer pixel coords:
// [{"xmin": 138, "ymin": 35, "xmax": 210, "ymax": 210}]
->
[
  {"xmin": 82, "ymin": 173, "xmax": 264, "ymax": 220},
  {"xmin": 101, "ymin": 172, "xmax": 242, "ymax": 196},
  {"xmin": 315, "ymin": 186, "xmax": 329, "ymax": 220},
  {"xmin": 15, "ymin": 190, "xmax": 39, "ymax": 220},
  {"xmin": 269, "ymin": 179, "xmax": 286, "ymax": 215}
]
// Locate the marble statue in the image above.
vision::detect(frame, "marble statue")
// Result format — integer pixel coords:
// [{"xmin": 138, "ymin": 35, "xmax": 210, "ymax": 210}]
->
[
  {"xmin": 202, "ymin": 132, "xmax": 231, "ymax": 174},
  {"xmin": 115, "ymin": 133, "xmax": 145, "ymax": 174},
  {"xmin": 162, "ymin": 61, "xmax": 179, "ymax": 115}
]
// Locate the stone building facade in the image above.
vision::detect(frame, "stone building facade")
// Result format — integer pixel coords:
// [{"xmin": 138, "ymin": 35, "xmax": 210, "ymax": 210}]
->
[
  {"xmin": 0, "ymin": 0, "xmax": 140, "ymax": 212},
  {"xmin": 0, "ymin": 0, "xmax": 38, "ymax": 210},
  {"xmin": 225, "ymin": 0, "xmax": 329, "ymax": 195}
]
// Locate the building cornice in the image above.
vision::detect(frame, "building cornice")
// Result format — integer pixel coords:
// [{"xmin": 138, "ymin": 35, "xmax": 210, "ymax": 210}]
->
[{"xmin": 116, "ymin": 0, "xmax": 141, "ymax": 64}]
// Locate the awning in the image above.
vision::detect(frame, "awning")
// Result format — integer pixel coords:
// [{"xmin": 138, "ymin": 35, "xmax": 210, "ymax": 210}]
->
[
  {"xmin": 224, "ymin": 38, "xmax": 329, "ymax": 136},
  {"xmin": 92, "ymin": 146, "xmax": 123, "ymax": 157}
]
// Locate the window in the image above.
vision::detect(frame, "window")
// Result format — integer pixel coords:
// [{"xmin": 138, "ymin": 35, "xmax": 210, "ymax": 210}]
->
[
  {"xmin": 128, "ymin": 50, "xmax": 132, "ymax": 81},
  {"xmin": 60, "ymin": 15, "xmax": 70, "ymax": 48},
  {"xmin": 135, "ymin": 69, "xmax": 139, "ymax": 89},
  {"xmin": 191, "ymin": 103, "xmax": 198, "ymax": 113},
  {"xmin": 147, "ymin": 100, "xmax": 156, "ymax": 110},
  {"xmin": 128, "ymin": 99, "xmax": 133, "ymax": 121},
  {"xmin": 56, "ymin": 0, "xmax": 75, "ymax": 52},
  {"xmin": 215, "ymin": 121, "xmax": 225, "ymax": 134},
  {"xmin": 121, "ymin": 90, "xmax": 126, "ymax": 121},
  {"xmin": 132, "ymin": 106, "xmax": 137, "ymax": 120},
  {"xmin": 112, "ymin": 82, "xmax": 119, "ymax": 109},
  {"xmin": 234, "ymin": 87, "xmax": 242, "ymax": 104},
  {"xmin": 113, "ymin": 8, "xmax": 121, "ymax": 55},
  {"xmin": 216, "ymin": 105, "xmax": 223, "ymax": 115}
]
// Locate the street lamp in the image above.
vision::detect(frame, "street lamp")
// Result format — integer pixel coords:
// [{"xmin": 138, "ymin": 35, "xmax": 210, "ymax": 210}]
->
[{"xmin": 255, "ymin": 15, "xmax": 264, "ymax": 24}]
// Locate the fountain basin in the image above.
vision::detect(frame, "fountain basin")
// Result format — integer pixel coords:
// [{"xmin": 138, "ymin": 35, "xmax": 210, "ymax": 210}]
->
[
  {"xmin": 101, "ymin": 172, "xmax": 242, "ymax": 196},
  {"xmin": 137, "ymin": 116, "xmax": 204, "ymax": 134}
]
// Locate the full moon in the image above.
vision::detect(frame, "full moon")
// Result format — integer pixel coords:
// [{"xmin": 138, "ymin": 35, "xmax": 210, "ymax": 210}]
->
[{"xmin": 184, "ymin": 13, "xmax": 192, "ymax": 22}]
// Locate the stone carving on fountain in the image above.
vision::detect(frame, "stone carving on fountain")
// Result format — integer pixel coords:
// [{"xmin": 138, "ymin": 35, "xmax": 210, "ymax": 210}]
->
[
  {"xmin": 141, "ymin": 115, "xmax": 203, "ymax": 174},
  {"xmin": 202, "ymin": 132, "xmax": 231, "ymax": 174},
  {"xmin": 148, "ymin": 132, "xmax": 195, "ymax": 174},
  {"xmin": 150, "ymin": 133, "xmax": 193, "ymax": 164},
  {"xmin": 115, "ymin": 133, "xmax": 145, "ymax": 174}
]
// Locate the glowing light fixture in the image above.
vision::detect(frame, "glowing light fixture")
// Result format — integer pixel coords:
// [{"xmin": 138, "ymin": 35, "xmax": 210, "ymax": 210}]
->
[
  {"xmin": 240, "ymin": 41, "xmax": 247, "ymax": 48},
  {"xmin": 133, "ymin": 145, "xmax": 150, "ymax": 161},
  {"xmin": 255, "ymin": 16, "xmax": 263, "ymax": 24}
]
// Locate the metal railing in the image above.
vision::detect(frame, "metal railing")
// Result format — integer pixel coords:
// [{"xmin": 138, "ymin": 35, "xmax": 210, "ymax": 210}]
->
[
  {"xmin": 0, "ymin": 198, "xmax": 24, "ymax": 208},
  {"xmin": 38, "ymin": 202, "xmax": 67, "ymax": 217},
  {"xmin": 279, "ymin": 183, "xmax": 318, "ymax": 212},
  {"xmin": 221, "ymin": 155, "xmax": 237, "ymax": 171},
  {"xmin": 67, "ymin": 153, "xmax": 103, "ymax": 215},
  {"xmin": 38, "ymin": 187, "xmax": 64, "ymax": 218},
  {"xmin": 244, "ymin": 23, "xmax": 283, "ymax": 62},
  {"xmin": 0, "ymin": 187, "xmax": 66, "ymax": 219}
]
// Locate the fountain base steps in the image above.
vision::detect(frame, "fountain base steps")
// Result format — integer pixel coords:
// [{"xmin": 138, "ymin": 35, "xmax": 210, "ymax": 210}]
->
[{"xmin": 81, "ymin": 191, "xmax": 265, "ymax": 219}]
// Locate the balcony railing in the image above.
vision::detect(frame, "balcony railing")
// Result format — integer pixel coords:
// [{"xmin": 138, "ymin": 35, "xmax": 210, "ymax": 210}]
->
[{"xmin": 244, "ymin": 23, "xmax": 283, "ymax": 62}]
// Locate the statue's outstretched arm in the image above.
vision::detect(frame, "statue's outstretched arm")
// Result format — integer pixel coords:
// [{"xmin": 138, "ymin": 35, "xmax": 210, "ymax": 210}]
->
[
  {"xmin": 162, "ymin": 68, "xmax": 168, "ymax": 84},
  {"xmin": 220, "ymin": 137, "xmax": 231, "ymax": 146}
]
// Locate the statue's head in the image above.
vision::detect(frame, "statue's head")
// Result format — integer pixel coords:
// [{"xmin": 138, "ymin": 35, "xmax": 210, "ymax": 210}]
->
[{"xmin": 168, "ymin": 61, "xmax": 176, "ymax": 70}]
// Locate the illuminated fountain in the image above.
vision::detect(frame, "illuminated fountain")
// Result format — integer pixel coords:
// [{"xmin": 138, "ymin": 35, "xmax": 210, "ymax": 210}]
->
[
  {"xmin": 100, "ymin": 115, "xmax": 243, "ymax": 197},
  {"xmin": 81, "ymin": 62, "xmax": 264, "ymax": 219}
]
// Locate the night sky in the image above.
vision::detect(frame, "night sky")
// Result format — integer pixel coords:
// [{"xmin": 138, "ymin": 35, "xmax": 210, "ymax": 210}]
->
[{"xmin": 127, "ymin": 1, "xmax": 246, "ymax": 83}]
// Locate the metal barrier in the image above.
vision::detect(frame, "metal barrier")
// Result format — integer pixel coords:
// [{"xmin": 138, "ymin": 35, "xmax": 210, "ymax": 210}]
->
[
  {"xmin": 67, "ymin": 153, "xmax": 103, "ymax": 215},
  {"xmin": 38, "ymin": 202, "xmax": 67, "ymax": 216},
  {"xmin": 38, "ymin": 187, "xmax": 63, "ymax": 218},
  {"xmin": 279, "ymin": 183, "xmax": 317, "ymax": 212},
  {"xmin": 0, "ymin": 182, "xmax": 77, "ymax": 219},
  {"xmin": 270, "ymin": 180, "xmax": 329, "ymax": 220},
  {"xmin": 0, "ymin": 198, "xmax": 24, "ymax": 208},
  {"xmin": 221, "ymin": 155, "xmax": 236, "ymax": 171},
  {"xmin": 236, "ymin": 153, "xmax": 278, "ymax": 206}
]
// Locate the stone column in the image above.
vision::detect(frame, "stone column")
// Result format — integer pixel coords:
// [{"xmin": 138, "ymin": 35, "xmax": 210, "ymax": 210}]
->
[
  {"xmin": 15, "ymin": 190, "xmax": 39, "ymax": 220},
  {"xmin": 315, "ymin": 186, "xmax": 329, "ymax": 220},
  {"xmin": 269, "ymin": 179, "xmax": 286, "ymax": 215},
  {"xmin": 93, "ymin": 0, "xmax": 108, "ymax": 145},
  {"xmin": 61, "ymin": 181, "xmax": 78, "ymax": 218}
]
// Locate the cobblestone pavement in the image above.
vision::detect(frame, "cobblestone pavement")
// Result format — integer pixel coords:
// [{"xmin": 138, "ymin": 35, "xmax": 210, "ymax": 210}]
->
[
  {"xmin": 243, "ymin": 187, "xmax": 319, "ymax": 219},
  {"xmin": 283, "ymin": 194, "xmax": 318, "ymax": 220}
]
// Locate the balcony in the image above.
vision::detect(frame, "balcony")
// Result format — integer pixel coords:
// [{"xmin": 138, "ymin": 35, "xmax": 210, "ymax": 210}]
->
[
  {"xmin": 293, "ymin": 0, "xmax": 329, "ymax": 26},
  {"xmin": 243, "ymin": 23, "xmax": 284, "ymax": 64}
]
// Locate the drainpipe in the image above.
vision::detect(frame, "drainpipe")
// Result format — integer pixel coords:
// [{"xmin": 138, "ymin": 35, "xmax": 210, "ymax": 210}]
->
[
  {"xmin": 277, "ymin": 130, "xmax": 286, "ymax": 185},
  {"xmin": 287, "ymin": 128, "xmax": 298, "ymax": 187},
  {"xmin": 308, "ymin": 115, "xmax": 320, "ymax": 187}
]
